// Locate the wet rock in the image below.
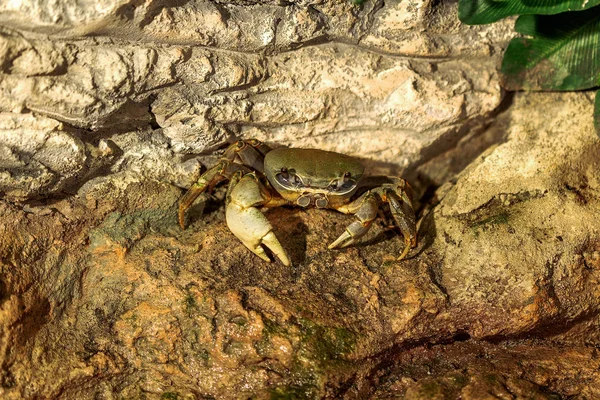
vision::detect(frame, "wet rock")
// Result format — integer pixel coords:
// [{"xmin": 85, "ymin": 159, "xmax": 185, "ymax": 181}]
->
[{"xmin": 0, "ymin": 180, "xmax": 441, "ymax": 398}]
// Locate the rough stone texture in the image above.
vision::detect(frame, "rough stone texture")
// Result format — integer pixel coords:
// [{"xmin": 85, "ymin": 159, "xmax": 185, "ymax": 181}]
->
[
  {"xmin": 0, "ymin": 113, "xmax": 87, "ymax": 199},
  {"xmin": 0, "ymin": 0, "xmax": 514, "ymax": 200},
  {"xmin": 2, "ymin": 91, "xmax": 600, "ymax": 398},
  {"xmin": 1, "ymin": 0, "xmax": 600, "ymax": 399},
  {"xmin": 362, "ymin": 341, "xmax": 600, "ymax": 399},
  {"xmin": 429, "ymin": 92, "xmax": 600, "ymax": 340}
]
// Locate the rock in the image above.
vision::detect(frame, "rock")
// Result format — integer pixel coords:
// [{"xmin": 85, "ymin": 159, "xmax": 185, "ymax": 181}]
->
[
  {"xmin": 0, "ymin": 0, "xmax": 510, "ymax": 192},
  {"xmin": 0, "ymin": 32, "xmax": 186, "ymax": 129},
  {"xmin": 0, "ymin": 113, "xmax": 87, "ymax": 199},
  {"xmin": 1, "ymin": 92, "xmax": 599, "ymax": 399},
  {"xmin": 0, "ymin": 0, "xmax": 122, "ymax": 31},
  {"xmin": 0, "ymin": 1, "xmax": 513, "ymax": 56},
  {"xmin": 1, "ymin": 0, "xmax": 599, "ymax": 398},
  {"xmin": 363, "ymin": 341, "xmax": 600, "ymax": 399},
  {"xmin": 0, "ymin": 177, "xmax": 444, "ymax": 398},
  {"xmin": 238, "ymin": 44, "xmax": 502, "ymax": 167},
  {"xmin": 429, "ymin": 92, "xmax": 600, "ymax": 339}
]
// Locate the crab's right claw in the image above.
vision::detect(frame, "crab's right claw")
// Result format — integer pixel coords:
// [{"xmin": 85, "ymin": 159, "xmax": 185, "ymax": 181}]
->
[
  {"xmin": 226, "ymin": 204, "xmax": 291, "ymax": 266},
  {"xmin": 225, "ymin": 174, "xmax": 291, "ymax": 267}
]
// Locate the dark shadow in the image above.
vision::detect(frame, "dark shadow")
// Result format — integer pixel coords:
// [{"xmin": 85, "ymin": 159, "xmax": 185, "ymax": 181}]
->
[
  {"xmin": 81, "ymin": 97, "xmax": 159, "ymax": 141},
  {"xmin": 356, "ymin": 225, "xmax": 397, "ymax": 247},
  {"xmin": 266, "ymin": 209, "xmax": 308, "ymax": 267},
  {"xmin": 14, "ymin": 295, "xmax": 51, "ymax": 347},
  {"xmin": 0, "ymin": 278, "xmax": 7, "ymax": 306},
  {"xmin": 452, "ymin": 331, "xmax": 472, "ymax": 342},
  {"xmin": 411, "ymin": 207, "xmax": 437, "ymax": 260}
]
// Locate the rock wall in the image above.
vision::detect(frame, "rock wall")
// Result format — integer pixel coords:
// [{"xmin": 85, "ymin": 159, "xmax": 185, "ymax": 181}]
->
[
  {"xmin": 0, "ymin": 0, "xmax": 511, "ymax": 200},
  {"xmin": 1, "ymin": 1, "xmax": 599, "ymax": 399}
]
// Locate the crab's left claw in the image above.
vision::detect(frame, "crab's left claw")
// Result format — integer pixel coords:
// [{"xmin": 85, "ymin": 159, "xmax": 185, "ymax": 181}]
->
[
  {"xmin": 226, "ymin": 173, "xmax": 291, "ymax": 267},
  {"xmin": 179, "ymin": 140, "xmax": 269, "ymax": 230},
  {"xmin": 329, "ymin": 192, "xmax": 378, "ymax": 250}
]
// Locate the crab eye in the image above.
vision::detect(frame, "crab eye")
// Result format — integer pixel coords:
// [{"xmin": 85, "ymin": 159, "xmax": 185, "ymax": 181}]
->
[
  {"xmin": 280, "ymin": 167, "xmax": 289, "ymax": 180},
  {"xmin": 336, "ymin": 174, "xmax": 357, "ymax": 193}
]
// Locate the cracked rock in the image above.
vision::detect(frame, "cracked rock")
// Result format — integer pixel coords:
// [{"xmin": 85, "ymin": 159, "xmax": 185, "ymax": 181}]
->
[{"xmin": 0, "ymin": 113, "xmax": 86, "ymax": 199}]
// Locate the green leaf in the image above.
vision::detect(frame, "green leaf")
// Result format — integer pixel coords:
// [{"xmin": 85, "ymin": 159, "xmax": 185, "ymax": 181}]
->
[
  {"xmin": 594, "ymin": 90, "xmax": 600, "ymax": 136},
  {"xmin": 501, "ymin": 8, "xmax": 600, "ymax": 91},
  {"xmin": 459, "ymin": 0, "xmax": 600, "ymax": 25}
]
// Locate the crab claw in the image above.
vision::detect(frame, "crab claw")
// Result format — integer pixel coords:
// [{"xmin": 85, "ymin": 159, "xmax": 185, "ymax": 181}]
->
[
  {"xmin": 226, "ymin": 174, "xmax": 291, "ymax": 266},
  {"xmin": 179, "ymin": 140, "xmax": 270, "ymax": 230},
  {"xmin": 328, "ymin": 193, "xmax": 378, "ymax": 250},
  {"xmin": 328, "ymin": 181, "xmax": 417, "ymax": 261}
]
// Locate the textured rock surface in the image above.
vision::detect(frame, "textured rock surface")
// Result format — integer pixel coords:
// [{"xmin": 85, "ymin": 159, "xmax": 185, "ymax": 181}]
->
[
  {"xmin": 0, "ymin": 113, "xmax": 87, "ymax": 199},
  {"xmin": 363, "ymin": 341, "xmax": 600, "ymax": 399},
  {"xmin": 1, "ymin": 0, "xmax": 600, "ymax": 399},
  {"xmin": 427, "ymin": 92, "xmax": 600, "ymax": 341},
  {"xmin": 0, "ymin": 0, "xmax": 513, "ymax": 200},
  {"xmin": 2, "ymin": 91, "xmax": 600, "ymax": 398}
]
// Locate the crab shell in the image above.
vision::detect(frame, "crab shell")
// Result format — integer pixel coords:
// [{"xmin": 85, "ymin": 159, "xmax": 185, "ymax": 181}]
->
[{"xmin": 264, "ymin": 148, "xmax": 365, "ymax": 209}]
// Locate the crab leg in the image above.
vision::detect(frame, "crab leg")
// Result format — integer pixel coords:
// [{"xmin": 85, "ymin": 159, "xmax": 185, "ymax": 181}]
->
[
  {"xmin": 222, "ymin": 139, "xmax": 271, "ymax": 173},
  {"xmin": 329, "ymin": 179, "xmax": 417, "ymax": 260},
  {"xmin": 179, "ymin": 161, "xmax": 226, "ymax": 229},
  {"xmin": 226, "ymin": 172, "xmax": 291, "ymax": 266},
  {"xmin": 384, "ymin": 188, "xmax": 417, "ymax": 260},
  {"xmin": 382, "ymin": 178, "xmax": 417, "ymax": 260},
  {"xmin": 329, "ymin": 192, "xmax": 378, "ymax": 249},
  {"xmin": 178, "ymin": 161, "xmax": 249, "ymax": 229},
  {"xmin": 178, "ymin": 139, "xmax": 271, "ymax": 229}
]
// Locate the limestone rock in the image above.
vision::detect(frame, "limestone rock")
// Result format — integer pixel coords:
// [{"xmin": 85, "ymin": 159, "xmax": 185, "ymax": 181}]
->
[
  {"xmin": 0, "ymin": 113, "xmax": 87, "ymax": 199},
  {"xmin": 0, "ymin": 32, "xmax": 186, "ymax": 129},
  {"xmin": 429, "ymin": 92, "xmax": 600, "ymax": 339},
  {"xmin": 0, "ymin": 0, "xmax": 511, "ymax": 199}
]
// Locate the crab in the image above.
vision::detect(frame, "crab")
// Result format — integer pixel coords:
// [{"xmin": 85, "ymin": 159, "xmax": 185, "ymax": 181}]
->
[{"xmin": 178, "ymin": 139, "xmax": 417, "ymax": 266}]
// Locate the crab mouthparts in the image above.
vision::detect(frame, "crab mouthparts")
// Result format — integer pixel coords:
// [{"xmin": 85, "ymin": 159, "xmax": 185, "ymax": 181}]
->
[{"xmin": 296, "ymin": 193, "xmax": 328, "ymax": 208}]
